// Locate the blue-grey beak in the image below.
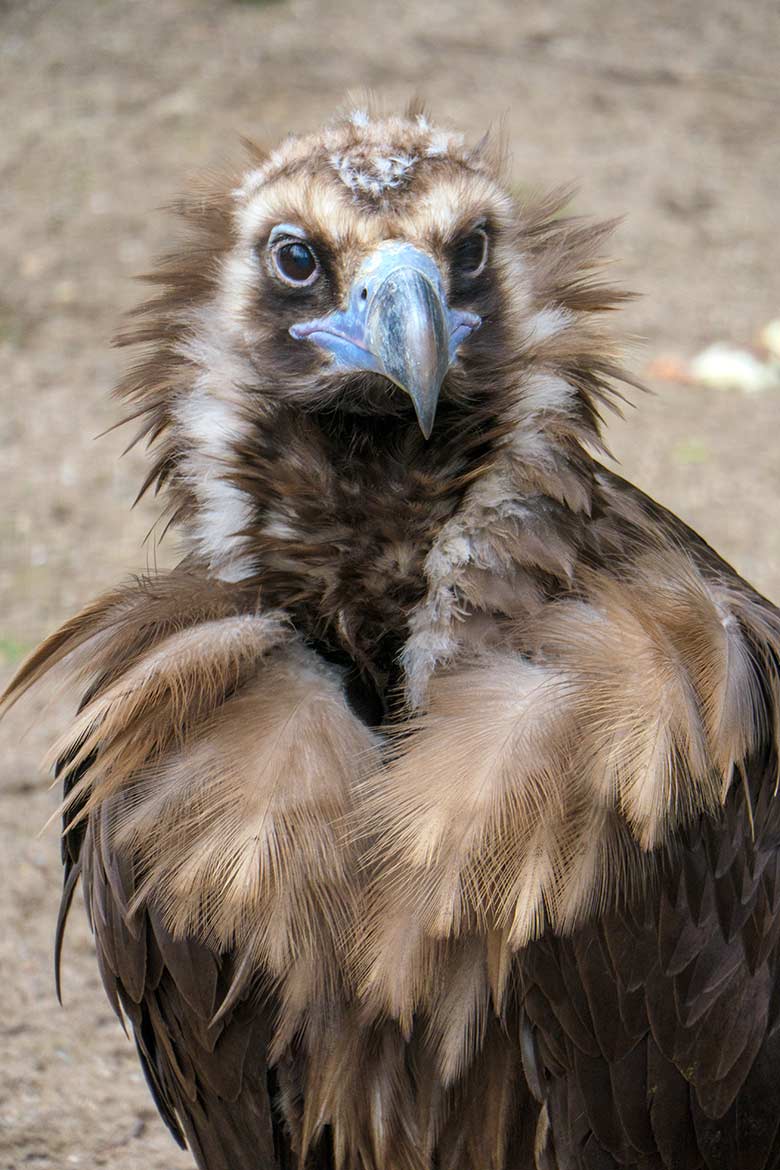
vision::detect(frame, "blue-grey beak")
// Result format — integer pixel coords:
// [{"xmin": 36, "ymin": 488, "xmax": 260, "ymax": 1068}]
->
[{"xmin": 289, "ymin": 243, "xmax": 481, "ymax": 439}]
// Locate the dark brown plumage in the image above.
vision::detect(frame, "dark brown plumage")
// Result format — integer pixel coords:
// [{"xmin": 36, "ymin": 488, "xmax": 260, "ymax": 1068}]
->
[{"xmin": 6, "ymin": 103, "xmax": 780, "ymax": 1170}]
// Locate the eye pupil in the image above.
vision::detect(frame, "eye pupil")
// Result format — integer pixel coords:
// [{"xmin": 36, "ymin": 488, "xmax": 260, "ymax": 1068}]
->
[
  {"xmin": 275, "ymin": 241, "xmax": 318, "ymax": 284},
  {"xmin": 454, "ymin": 229, "xmax": 488, "ymax": 276}
]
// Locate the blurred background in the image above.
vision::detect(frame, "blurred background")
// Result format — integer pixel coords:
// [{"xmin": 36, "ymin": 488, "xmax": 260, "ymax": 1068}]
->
[{"xmin": 1, "ymin": 0, "xmax": 778, "ymax": 1164}]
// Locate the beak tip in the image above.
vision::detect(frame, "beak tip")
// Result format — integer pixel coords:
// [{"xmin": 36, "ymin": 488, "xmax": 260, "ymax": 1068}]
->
[
  {"xmin": 291, "ymin": 245, "xmax": 468, "ymax": 440},
  {"xmin": 413, "ymin": 405, "xmax": 437, "ymax": 441}
]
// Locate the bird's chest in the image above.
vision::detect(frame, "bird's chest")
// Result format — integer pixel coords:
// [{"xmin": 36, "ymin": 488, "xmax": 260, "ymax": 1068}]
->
[{"xmin": 256, "ymin": 477, "xmax": 449, "ymax": 669}]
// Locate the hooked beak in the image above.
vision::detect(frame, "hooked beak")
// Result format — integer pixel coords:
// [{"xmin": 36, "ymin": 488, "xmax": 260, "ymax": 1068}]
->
[{"xmin": 289, "ymin": 243, "xmax": 481, "ymax": 439}]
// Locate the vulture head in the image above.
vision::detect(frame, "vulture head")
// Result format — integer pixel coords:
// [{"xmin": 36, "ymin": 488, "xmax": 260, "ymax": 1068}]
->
[
  {"xmin": 120, "ymin": 106, "xmax": 626, "ymax": 668},
  {"xmin": 235, "ymin": 114, "xmax": 494, "ymax": 439}
]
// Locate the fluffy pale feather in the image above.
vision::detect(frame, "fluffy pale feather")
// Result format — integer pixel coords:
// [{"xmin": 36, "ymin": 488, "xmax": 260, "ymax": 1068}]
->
[
  {"xmin": 358, "ymin": 547, "xmax": 780, "ymax": 1056},
  {"xmin": 52, "ymin": 613, "xmax": 290, "ymax": 819},
  {"xmin": 114, "ymin": 649, "xmax": 378, "ymax": 966},
  {"xmin": 5, "ymin": 570, "xmax": 268, "ymax": 708}
]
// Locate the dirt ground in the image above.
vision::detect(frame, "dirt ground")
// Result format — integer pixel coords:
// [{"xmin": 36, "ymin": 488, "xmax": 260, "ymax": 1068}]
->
[{"xmin": 1, "ymin": 0, "xmax": 779, "ymax": 1166}]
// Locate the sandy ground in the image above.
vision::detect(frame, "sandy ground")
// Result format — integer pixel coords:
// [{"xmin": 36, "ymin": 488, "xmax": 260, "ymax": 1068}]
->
[{"xmin": 1, "ymin": 0, "xmax": 779, "ymax": 1166}]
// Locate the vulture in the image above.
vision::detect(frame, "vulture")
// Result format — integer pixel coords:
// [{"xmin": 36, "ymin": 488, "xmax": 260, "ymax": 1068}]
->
[{"xmin": 6, "ymin": 105, "xmax": 780, "ymax": 1170}]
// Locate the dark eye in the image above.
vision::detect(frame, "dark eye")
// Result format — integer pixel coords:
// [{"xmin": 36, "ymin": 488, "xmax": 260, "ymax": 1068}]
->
[
  {"xmin": 272, "ymin": 240, "xmax": 319, "ymax": 287},
  {"xmin": 452, "ymin": 228, "xmax": 488, "ymax": 277}
]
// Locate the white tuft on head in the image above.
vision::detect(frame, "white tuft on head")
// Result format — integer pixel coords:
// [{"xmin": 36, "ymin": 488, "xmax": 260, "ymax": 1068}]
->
[{"xmin": 329, "ymin": 150, "xmax": 419, "ymax": 199}]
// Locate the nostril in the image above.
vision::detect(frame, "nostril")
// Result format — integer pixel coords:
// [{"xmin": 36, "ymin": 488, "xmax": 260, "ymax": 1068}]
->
[{"xmin": 360, "ymin": 287, "xmax": 368, "ymax": 301}]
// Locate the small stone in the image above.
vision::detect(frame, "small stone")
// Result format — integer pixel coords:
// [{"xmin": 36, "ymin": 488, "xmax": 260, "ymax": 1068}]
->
[
  {"xmin": 759, "ymin": 319, "xmax": 780, "ymax": 361},
  {"xmin": 689, "ymin": 343, "xmax": 780, "ymax": 394}
]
